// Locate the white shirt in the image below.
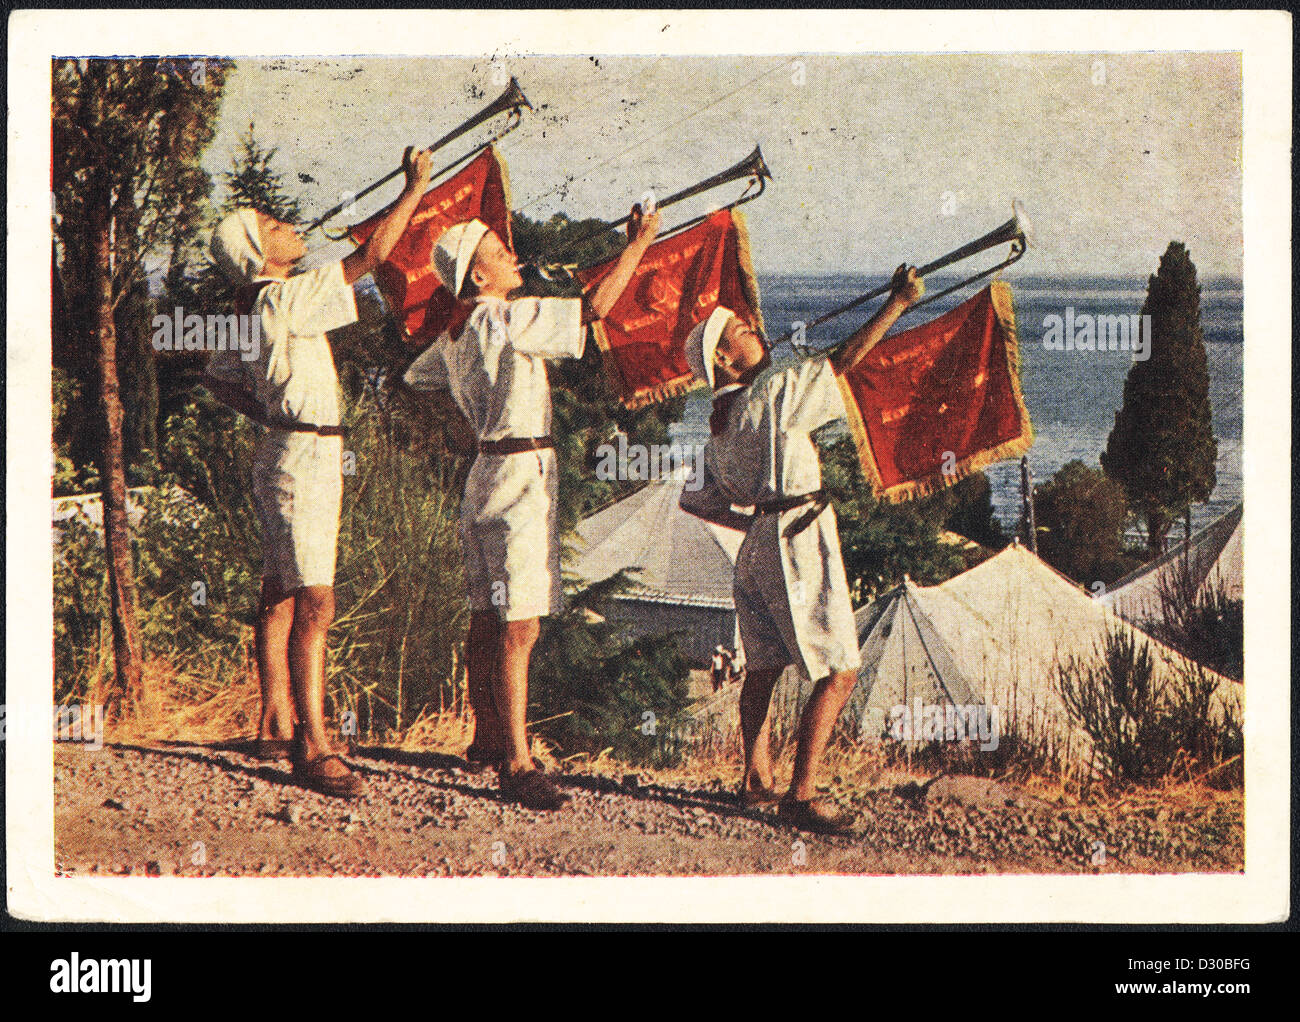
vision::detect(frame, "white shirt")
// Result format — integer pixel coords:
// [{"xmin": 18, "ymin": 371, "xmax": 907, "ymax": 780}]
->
[
  {"xmin": 402, "ymin": 296, "xmax": 584, "ymax": 441},
  {"xmin": 207, "ymin": 261, "xmax": 357, "ymax": 427},
  {"xmin": 691, "ymin": 357, "xmax": 846, "ymax": 511}
]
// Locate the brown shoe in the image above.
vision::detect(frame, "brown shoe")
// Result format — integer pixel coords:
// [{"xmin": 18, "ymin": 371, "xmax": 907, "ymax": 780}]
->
[
  {"xmin": 293, "ymin": 753, "xmax": 366, "ymax": 800},
  {"xmin": 499, "ymin": 768, "xmax": 568, "ymax": 811},
  {"xmin": 777, "ymin": 796, "xmax": 855, "ymax": 836}
]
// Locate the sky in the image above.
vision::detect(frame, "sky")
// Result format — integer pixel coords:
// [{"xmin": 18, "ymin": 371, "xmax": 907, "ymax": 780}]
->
[{"xmin": 202, "ymin": 52, "xmax": 1243, "ymax": 278}]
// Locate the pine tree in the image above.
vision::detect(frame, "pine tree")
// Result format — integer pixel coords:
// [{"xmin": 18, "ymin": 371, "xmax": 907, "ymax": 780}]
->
[
  {"xmin": 223, "ymin": 122, "xmax": 304, "ymax": 222},
  {"xmin": 1101, "ymin": 243, "xmax": 1217, "ymax": 555}
]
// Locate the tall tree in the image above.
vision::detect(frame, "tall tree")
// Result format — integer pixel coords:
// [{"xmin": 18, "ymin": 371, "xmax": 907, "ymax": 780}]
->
[
  {"xmin": 1101, "ymin": 243, "xmax": 1217, "ymax": 554},
  {"xmin": 52, "ymin": 57, "xmax": 229, "ymax": 708}
]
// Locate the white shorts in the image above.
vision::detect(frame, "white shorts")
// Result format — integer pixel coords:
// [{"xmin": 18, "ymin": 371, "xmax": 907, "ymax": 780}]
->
[
  {"xmin": 733, "ymin": 505, "xmax": 861, "ymax": 680},
  {"xmin": 459, "ymin": 448, "xmax": 561, "ymax": 621},
  {"xmin": 252, "ymin": 430, "xmax": 343, "ymax": 593}
]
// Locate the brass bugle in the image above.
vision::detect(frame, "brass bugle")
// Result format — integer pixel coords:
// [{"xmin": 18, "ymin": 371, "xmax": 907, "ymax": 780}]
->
[
  {"xmin": 915, "ymin": 201, "xmax": 1030, "ymax": 280},
  {"xmin": 539, "ymin": 145, "xmax": 773, "ymax": 267},
  {"xmin": 774, "ymin": 200, "xmax": 1031, "ymax": 352},
  {"xmin": 304, "ymin": 77, "xmax": 532, "ymax": 234}
]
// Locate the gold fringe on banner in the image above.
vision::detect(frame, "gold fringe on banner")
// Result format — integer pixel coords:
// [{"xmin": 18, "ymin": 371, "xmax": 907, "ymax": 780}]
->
[{"xmin": 494, "ymin": 145, "xmax": 515, "ymax": 252}]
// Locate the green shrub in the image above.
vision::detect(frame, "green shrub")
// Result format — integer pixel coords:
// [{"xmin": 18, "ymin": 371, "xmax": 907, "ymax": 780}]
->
[
  {"xmin": 328, "ymin": 389, "xmax": 469, "ymax": 736},
  {"xmin": 529, "ymin": 573, "xmax": 691, "ymax": 766},
  {"xmin": 1035, "ymin": 459, "xmax": 1139, "ymax": 587},
  {"xmin": 1150, "ymin": 572, "xmax": 1244, "ymax": 682},
  {"xmin": 1055, "ymin": 626, "xmax": 1241, "ymax": 785},
  {"xmin": 820, "ymin": 436, "xmax": 967, "ymax": 601}
]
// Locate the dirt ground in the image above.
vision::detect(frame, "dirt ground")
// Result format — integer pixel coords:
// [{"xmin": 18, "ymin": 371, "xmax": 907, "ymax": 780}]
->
[{"xmin": 53, "ymin": 742, "xmax": 1244, "ymax": 878}]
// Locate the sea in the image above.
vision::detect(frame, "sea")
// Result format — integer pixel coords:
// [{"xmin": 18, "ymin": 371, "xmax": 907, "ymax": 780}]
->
[{"xmin": 670, "ymin": 272, "xmax": 1244, "ymax": 538}]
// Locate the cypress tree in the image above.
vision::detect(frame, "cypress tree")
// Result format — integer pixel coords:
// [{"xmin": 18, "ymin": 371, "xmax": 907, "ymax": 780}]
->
[{"xmin": 1101, "ymin": 243, "xmax": 1217, "ymax": 554}]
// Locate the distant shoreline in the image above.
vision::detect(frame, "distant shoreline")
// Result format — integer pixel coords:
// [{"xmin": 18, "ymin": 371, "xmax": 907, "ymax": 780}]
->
[{"xmin": 753, "ymin": 270, "xmax": 1243, "ymax": 287}]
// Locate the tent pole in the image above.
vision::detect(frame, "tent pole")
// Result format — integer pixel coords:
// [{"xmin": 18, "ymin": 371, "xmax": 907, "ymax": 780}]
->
[{"xmin": 1020, "ymin": 456, "xmax": 1039, "ymax": 554}]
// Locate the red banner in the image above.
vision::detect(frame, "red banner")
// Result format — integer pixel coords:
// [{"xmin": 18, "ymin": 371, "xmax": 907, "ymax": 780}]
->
[
  {"xmin": 577, "ymin": 209, "xmax": 763, "ymax": 408},
  {"xmin": 347, "ymin": 145, "xmax": 513, "ymax": 348},
  {"xmin": 837, "ymin": 282, "xmax": 1033, "ymax": 502}
]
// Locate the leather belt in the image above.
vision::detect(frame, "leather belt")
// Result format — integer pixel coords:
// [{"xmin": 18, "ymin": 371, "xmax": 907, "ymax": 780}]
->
[
  {"xmin": 262, "ymin": 416, "xmax": 345, "ymax": 437},
  {"xmin": 477, "ymin": 435, "xmax": 554, "ymax": 455},
  {"xmin": 753, "ymin": 489, "xmax": 830, "ymax": 539}
]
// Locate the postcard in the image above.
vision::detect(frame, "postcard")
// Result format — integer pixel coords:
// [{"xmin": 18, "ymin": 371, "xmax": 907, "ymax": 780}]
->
[{"xmin": 7, "ymin": 9, "xmax": 1291, "ymax": 924}]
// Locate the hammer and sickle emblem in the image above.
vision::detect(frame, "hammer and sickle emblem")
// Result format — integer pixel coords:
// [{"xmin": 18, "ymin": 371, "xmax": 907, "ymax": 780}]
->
[{"xmin": 640, "ymin": 273, "xmax": 683, "ymax": 317}]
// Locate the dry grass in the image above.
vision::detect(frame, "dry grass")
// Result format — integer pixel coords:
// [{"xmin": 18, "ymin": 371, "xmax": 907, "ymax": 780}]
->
[
  {"xmin": 394, "ymin": 690, "xmax": 474, "ymax": 755},
  {"xmin": 106, "ymin": 653, "xmax": 260, "ymax": 746},
  {"xmin": 101, "ymin": 654, "xmax": 508, "ymax": 765}
]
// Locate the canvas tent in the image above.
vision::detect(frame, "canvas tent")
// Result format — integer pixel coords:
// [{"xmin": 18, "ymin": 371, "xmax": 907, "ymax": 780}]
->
[
  {"xmin": 1101, "ymin": 503, "xmax": 1243, "ymax": 627},
  {"xmin": 568, "ymin": 472, "xmax": 743, "ymax": 666},
  {"xmin": 736, "ymin": 542, "xmax": 1242, "ymax": 773},
  {"xmin": 635, "ymin": 517, "xmax": 1242, "ymax": 774},
  {"xmin": 864, "ymin": 542, "xmax": 1242, "ymax": 769},
  {"xmin": 847, "ymin": 580, "xmax": 987, "ymax": 744}
]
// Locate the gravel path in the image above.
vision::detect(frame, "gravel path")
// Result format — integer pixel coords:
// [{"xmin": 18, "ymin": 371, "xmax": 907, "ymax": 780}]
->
[{"xmin": 54, "ymin": 744, "xmax": 1244, "ymax": 878}]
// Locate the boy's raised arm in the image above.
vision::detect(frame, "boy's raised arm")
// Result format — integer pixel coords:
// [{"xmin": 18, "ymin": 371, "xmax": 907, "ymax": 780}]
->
[
  {"xmin": 342, "ymin": 147, "xmax": 434, "ymax": 285},
  {"xmin": 829, "ymin": 264, "xmax": 924, "ymax": 375},
  {"xmin": 582, "ymin": 205, "xmax": 662, "ymax": 323}
]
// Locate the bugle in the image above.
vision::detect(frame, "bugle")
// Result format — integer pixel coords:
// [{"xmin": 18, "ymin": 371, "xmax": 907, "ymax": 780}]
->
[
  {"xmin": 776, "ymin": 200, "xmax": 1032, "ymax": 353},
  {"xmin": 304, "ymin": 77, "xmax": 532, "ymax": 235},
  {"xmin": 537, "ymin": 145, "xmax": 773, "ymax": 272}
]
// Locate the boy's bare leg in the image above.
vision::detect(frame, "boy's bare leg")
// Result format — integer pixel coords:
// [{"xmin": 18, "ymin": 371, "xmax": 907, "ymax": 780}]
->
[
  {"xmin": 788, "ymin": 669, "xmax": 857, "ymax": 801},
  {"xmin": 254, "ymin": 583, "xmax": 295, "ymax": 742},
  {"xmin": 738, "ymin": 668, "xmax": 782, "ymax": 795},
  {"xmin": 288, "ymin": 584, "xmax": 347, "ymax": 768},
  {"xmin": 466, "ymin": 610, "xmax": 505, "ymax": 754},
  {"xmin": 497, "ymin": 616, "xmax": 540, "ymax": 775}
]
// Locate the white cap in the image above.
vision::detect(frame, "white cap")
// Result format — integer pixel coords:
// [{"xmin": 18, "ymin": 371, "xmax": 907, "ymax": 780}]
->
[
  {"xmin": 433, "ymin": 218, "xmax": 491, "ymax": 297},
  {"xmin": 210, "ymin": 208, "xmax": 265, "ymax": 283},
  {"xmin": 685, "ymin": 306, "xmax": 736, "ymax": 390}
]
